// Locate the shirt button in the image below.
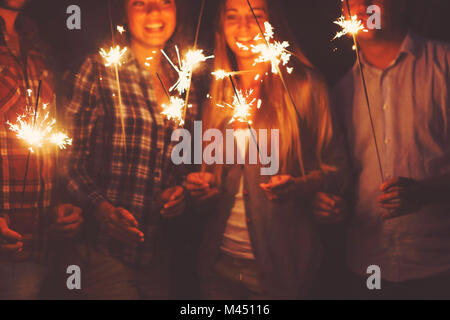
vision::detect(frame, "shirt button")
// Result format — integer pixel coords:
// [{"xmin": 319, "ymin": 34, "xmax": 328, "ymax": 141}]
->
[
  {"xmin": 384, "ymin": 138, "xmax": 391, "ymax": 144},
  {"xmin": 383, "ymin": 105, "xmax": 388, "ymax": 110}
]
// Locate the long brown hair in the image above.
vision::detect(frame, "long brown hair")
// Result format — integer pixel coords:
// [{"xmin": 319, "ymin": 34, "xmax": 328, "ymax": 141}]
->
[{"xmin": 203, "ymin": 0, "xmax": 335, "ymax": 182}]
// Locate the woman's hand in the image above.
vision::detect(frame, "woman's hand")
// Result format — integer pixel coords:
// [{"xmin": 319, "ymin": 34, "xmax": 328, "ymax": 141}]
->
[
  {"xmin": 48, "ymin": 204, "xmax": 84, "ymax": 239},
  {"xmin": 95, "ymin": 201, "xmax": 144, "ymax": 246},
  {"xmin": 160, "ymin": 186, "xmax": 185, "ymax": 219},
  {"xmin": 185, "ymin": 172, "xmax": 218, "ymax": 202},
  {"xmin": 0, "ymin": 216, "xmax": 23, "ymax": 257},
  {"xmin": 260, "ymin": 175, "xmax": 301, "ymax": 201},
  {"xmin": 313, "ymin": 193, "xmax": 347, "ymax": 224}
]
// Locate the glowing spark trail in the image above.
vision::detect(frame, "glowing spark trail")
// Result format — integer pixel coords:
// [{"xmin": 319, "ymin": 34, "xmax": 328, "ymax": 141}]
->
[
  {"xmin": 212, "ymin": 69, "xmax": 253, "ymax": 80},
  {"xmin": 333, "ymin": 15, "xmax": 368, "ymax": 40}
]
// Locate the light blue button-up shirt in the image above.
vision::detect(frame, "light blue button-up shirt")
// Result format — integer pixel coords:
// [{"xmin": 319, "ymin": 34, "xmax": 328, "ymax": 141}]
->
[{"xmin": 333, "ymin": 33, "xmax": 450, "ymax": 282}]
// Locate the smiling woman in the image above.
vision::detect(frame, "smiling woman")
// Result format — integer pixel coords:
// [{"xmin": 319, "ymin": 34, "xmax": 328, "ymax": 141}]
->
[{"xmin": 63, "ymin": 0, "xmax": 201, "ymax": 300}]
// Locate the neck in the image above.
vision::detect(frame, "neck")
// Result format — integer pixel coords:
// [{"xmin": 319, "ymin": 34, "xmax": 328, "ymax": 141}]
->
[
  {"xmin": 0, "ymin": 7, "xmax": 19, "ymax": 35},
  {"xmin": 236, "ymin": 56, "xmax": 267, "ymax": 91},
  {"xmin": 131, "ymin": 39, "xmax": 163, "ymax": 72},
  {"xmin": 358, "ymin": 29, "xmax": 408, "ymax": 70}
]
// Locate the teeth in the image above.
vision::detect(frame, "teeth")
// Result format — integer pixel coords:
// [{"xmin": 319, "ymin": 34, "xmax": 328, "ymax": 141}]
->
[{"xmin": 146, "ymin": 23, "xmax": 163, "ymax": 29}]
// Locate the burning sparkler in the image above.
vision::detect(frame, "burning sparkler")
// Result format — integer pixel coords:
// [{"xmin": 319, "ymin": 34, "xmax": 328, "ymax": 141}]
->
[
  {"xmin": 99, "ymin": 46, "xmax": 128, "ymax": 67},
  {"xmin": 161, "ymin": 46, "xmax": 214, "ymax": 95},
  {"xmin": 161, "ymin": 96, "xmax": 191, "ymax": 126},
  {"xmin": 333, "ymin": 15, "xmax": 368, "ymax": 40},
  {"xmin": 6, "ymin": 104, "xmax": 71, "ymax": 152},
  {"xmin": 236, "ymin": 21, "xmax": 293, "ymax": 75},
  {"xmin": 99, "ymin": 45, "xmax": 128, "ymax": 152},
  {"xmin": 333, "ymin": 0, "xmax": 384, "ymax": 181},
  {"xmin": 217, "ymin": 89, "xmax": 261, "ymax": 125}
]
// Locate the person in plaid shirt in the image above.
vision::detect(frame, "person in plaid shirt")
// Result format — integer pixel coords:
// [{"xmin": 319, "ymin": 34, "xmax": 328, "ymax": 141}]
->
[
  {"xmin": 0, "ymin": 0, "xmax": 84, "ymax": 300},
  {"xmin": 64, "ymin": 0, "xmax": 199, "ymax": 299}
]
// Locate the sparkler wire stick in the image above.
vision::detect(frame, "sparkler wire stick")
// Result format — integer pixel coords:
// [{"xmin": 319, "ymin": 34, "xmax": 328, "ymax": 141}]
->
[
  {"xmin": 182, "ymin": 0, "xmax": 207, "ymax": 122},
  {"xmin": 108, "ymin": 0, "xmax": 127, "ymax": 152},
  {"xmin": 227, "ymin": 75, "xmax": 262, "ymax": 158},
  {"xmin": 21, "ymin": 80, "xmax": 42, "ymax": 207},
  {"xmin": 156, "ymin": 73, "xmax": 171, "ymax": 100},
  {"xmin": 345, "ymin": 0, "xmax": 384, "ymax": 181},
  {"xmin": 245, "ymin": 0, "xmax": 306, "ymax": 177}
]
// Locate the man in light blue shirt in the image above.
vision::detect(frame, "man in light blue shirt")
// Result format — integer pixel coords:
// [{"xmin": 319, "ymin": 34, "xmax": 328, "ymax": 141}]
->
[{"xmin": 314, "ymin": 0, "xmax": 450, "ymax": 299}]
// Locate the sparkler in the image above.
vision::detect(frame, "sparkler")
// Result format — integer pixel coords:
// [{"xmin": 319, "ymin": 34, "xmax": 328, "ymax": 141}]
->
[
  {"xmin": 219, "ymin": 75, "xmax": 262, "ymax": 157},
  {"xmin": 161, "ymin": 46, "xmax": 214, "ymax": 95},
  {"xmin": 333, "ymin": 14, "xmax": 368, "ymax": 41},
  {"xmin": 333, "ymin": 0, "xmax": 384, "ymax": 181},
  {"xmin": 217, "ymin": 88, "xmax": 261, "ymax": 125},
  {"xmin": 156, "ymin": 73, "xmax": 191, "ymax": 126},
  {"xmin": 160, "ymin": 0, "xmax": 212, "ymax": 125},
  {"xmin": 236, "ymin": 21, "xmax": 293, "ymax": 74},
  {"xmin": 245, "ymin": 0, "xmax": 305, "ymax": 176},
  {"xmin": 99, "ymin": 46, "xmax": 128, "ymax": 67},
  {"xmin": 99, "ymin": 45, "xmax": 128, "ymax": 151},
  {"xmin": 6, "ymin": 104, "xmax": 72, "ymax": 152}
]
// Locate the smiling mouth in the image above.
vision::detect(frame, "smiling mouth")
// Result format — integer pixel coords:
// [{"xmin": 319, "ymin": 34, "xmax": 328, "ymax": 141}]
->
[{"xmin": 144, "ymin": 23, "xmax": 165, "ymax": 33}]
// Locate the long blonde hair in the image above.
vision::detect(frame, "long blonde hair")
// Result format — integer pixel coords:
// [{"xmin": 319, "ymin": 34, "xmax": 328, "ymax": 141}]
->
[{"xmin": 203, "ymin": 0, "xmax": 335, "ymax": 182}]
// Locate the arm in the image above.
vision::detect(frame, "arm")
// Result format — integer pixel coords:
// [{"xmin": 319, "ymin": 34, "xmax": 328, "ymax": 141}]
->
[{"xmin": 63, "ymin": 57, "xmax": 107, "ymax": 212}]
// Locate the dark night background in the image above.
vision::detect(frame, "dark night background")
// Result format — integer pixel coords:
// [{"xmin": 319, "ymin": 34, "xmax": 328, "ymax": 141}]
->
[{"xmin": 23, "ymin": 0, "xmax": 450, "ymax": 86}]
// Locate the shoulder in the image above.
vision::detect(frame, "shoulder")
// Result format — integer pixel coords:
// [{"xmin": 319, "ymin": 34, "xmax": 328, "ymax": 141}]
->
[{"xmin": 413, "ymin": 34, "xmax": 450, "ymax": 70}]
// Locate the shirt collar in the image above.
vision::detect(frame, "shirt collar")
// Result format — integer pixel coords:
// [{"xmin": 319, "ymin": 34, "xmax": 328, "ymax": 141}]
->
[
  {"xmin": 398, "ymin": 32, "xmax": 422, "ymax": 60},
  {"xmin": 354, "ymin": 31, "xmax": 423, "ymax": 73}
]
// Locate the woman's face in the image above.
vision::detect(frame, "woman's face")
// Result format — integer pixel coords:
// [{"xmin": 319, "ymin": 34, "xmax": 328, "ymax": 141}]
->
[
  {"xmin": 126, "ymin": 0, "xmax": 177, "ymax": 49},
  {"xmin": 223, "ymin": 0, "xmax": 268, "ymax": 60}
]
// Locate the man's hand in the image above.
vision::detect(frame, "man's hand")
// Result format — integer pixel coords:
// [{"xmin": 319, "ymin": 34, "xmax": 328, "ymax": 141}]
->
[
  {"xmin": 260, "ymin": 175, "xmax": 300, "ymax": 201},
  {"xmin": 378, "ymin": 177, "xmax": 424, "ymax": 219},
  {"xmin": 313, "ymin": 193, "xmax": 347, "ymax": 224},
  {"xmin": 0, "ymin": 217, "xmax": 23, "ymax": 256},
  {"xmin": 160, "ymin": 186, "xmax": 185, "ymax": 219},
  {"xmin": 185, "ymin": 172, "xmax": 218, "ymax": 202},
  {"xmin": 96, "ymin": 202, "xmax": 144, "ymax": 246},
  {"xmin": 48, "ymin": 204, "xmax": 84, "ymax": 239}
]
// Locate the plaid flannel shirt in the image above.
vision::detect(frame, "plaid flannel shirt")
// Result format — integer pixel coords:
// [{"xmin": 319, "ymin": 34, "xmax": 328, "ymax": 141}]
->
[
  {"xmin": 65, "ymin": 48, "xmax": 198, "ymax": 267},
  {"xmin": 0, "ymin": 15, "xmax": 55, "ymax": 260}
]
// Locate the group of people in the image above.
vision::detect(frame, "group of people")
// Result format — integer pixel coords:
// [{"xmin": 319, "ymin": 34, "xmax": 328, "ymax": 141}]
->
[{"xmin": 0, "ymin": 0, "xmax": 449, "ymax": 300}]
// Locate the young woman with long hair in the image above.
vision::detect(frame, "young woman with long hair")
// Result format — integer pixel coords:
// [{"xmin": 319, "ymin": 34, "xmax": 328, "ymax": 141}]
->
[{"xmin": 185, "ymin": 0, "xmax": 346, "ymax": 299}]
